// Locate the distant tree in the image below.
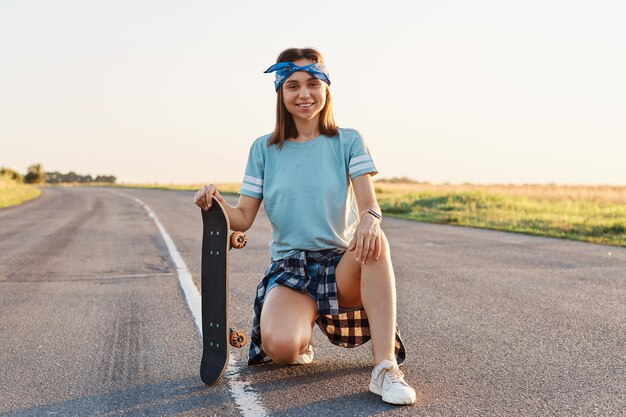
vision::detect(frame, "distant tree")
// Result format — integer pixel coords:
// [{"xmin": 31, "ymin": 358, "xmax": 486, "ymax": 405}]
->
[
  {"xmin": 44, "ymin": 171, "xmax": 63, "ymax": 183},
  {"xmin": 0, "ymin": 167, "xmax": 24, "ymax": 183},
  {"xmin": 44, "ymin": 171, "xmax": 116, "ymax": 184},
  {"xmin": 65, "ymin": 171, "xmax": 79, "ymax": 183},
  {"xmin": 24, "ymin": 163, "xmax": 46, "ymax": 184},
  {"xmin": 94, "ymin": 175, "xmax": 117, "ymax": 183}
]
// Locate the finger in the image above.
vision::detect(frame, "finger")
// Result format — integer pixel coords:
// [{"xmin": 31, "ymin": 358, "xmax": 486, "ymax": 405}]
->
[
  {"xmin": 375, "ymin": 235, "xmax": 382, "ymax": 261},
  {"xmin": 364, "ymin": 237, "xmax": 376, "ymax": 264},
  {"xmin": 355, "ymin": 234, "xmax": 364, "ymax": 263},
  {"xmin": 215, "ymin": 190, "xmax": 224, "ymax": 202},
  {"xmin": 208, "ymin": 184, "xmax": 217, "ymax": 198},
  {"xmin": 363, "ymin": 236, "xmax": 375, "ymax": 264},
  {"xmin": 204, "ymin": 189, "xmax": 213, "ymax": 209},
  {"xmin": 359, "ymin": 236, "xmax": 368, "ymax": 264},
  {"xmin": 195, "ymin": 191, "xmax": 205, "ymax": 209},
  {"xmin": 206, "ymin": 184, "xmax": 218, "ymax": 208}
]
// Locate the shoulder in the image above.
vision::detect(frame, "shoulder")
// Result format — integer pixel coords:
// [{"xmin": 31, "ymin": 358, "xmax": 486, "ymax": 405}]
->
[
  {"xmin": 336, "ymin": 128, "xmax": 368, "ymax": 153},
  {"xmin": 337, "ymin": 127, "xmax": 362, "ymax": 141},
  {"xmin": 337, "ymin": 127, "xmax": 367, "ymax": 147},
  {"xmin": 248, "ymin": 133, "xmax": 273, "ymax": 154},
  {"xmin": 251, "ymin": 133, "xmax": 272, "ymax": 148}
]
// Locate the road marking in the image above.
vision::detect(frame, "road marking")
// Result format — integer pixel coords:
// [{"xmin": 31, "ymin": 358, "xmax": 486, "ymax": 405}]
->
[
  {"xmin": 3, "ymin": 272, "xmax": 176, "ymax": 284},
  {"xmin": 122, "ymin": 193, "xmax": 268, "ymax": 417},
  {"xmin": 88, "ymin": 272, "xmax": 176, "ymax": 279}
]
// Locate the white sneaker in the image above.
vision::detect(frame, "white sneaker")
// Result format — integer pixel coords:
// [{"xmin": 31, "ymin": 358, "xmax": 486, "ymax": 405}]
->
[
  {"xmin": 291, "ymin": 341, "xmax": 314, "ymax": 365},
  {"xmin": 369, "ymin": 360, "xmax": 416, "ymax": 405}
]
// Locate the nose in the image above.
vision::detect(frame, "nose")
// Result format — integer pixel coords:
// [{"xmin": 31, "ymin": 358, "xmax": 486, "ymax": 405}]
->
[{"xmin": 298, "ymin": 86, "xmax": 310, "ymax": 99}]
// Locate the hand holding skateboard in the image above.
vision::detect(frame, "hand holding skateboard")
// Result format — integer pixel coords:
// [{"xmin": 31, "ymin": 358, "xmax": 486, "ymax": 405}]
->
[{"xmin": 194, "ymin": 184, "xmax": 224, "ymax": 211}]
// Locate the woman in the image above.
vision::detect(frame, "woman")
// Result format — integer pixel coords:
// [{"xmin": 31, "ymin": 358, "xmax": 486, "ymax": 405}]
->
[{"xmin": 194, "ymin": 47, "xmax": 416, "ymax": 405}]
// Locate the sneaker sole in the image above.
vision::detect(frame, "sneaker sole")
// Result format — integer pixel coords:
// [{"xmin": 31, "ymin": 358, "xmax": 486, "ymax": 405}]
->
[
  {"xmin": 369, "ymin": 383, "xmax": 416, "ymax": 405},
  {"xmin": 369, "ymin": 382, "xmax": 382, "ymax": 396}
]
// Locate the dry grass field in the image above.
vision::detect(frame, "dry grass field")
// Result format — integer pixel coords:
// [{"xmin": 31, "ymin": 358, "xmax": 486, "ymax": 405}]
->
[
  {"xmin": 375, "ymin": 181, "xmax": 626, "ymax": 204},
  {"xmin": 374, "ymin": 180, "xmax": 626, "ymax": 247},
  {"xmin": 0, "ymin": 176, "xmax": 41, "ymax": 208}
]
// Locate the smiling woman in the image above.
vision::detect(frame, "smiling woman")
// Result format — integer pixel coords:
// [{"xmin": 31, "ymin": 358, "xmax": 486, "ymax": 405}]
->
[{"xmin": 194, "ymin": 47, "xmax": 416, "ymax": 405}]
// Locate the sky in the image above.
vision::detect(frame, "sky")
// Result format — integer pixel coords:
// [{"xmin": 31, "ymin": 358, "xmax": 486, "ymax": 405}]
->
[{"xmin": 1, "ymin": 0, "xmax": 625, "ymax": 185}]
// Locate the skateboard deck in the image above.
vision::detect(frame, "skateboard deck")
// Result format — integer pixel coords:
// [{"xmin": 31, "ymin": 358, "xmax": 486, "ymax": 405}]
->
[{"xmin": 200, "ymin": 197, "xmax": 247, "ymax": 386}]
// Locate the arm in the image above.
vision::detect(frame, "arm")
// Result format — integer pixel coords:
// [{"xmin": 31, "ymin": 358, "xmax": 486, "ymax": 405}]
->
[
  {"xmin": 220, "ymin": 194, "xmax": 262, "ymax": 232},
  {"xmin": 352, "ymin": 173, "xmax": 381, "ymax": 218},
  {"xmin": 349, "ymin": 174, "xmax": 383, "ymax": 265},
  {"xmin": 194, "ymin": 185, "xmax": 262, "ymax": 232}
]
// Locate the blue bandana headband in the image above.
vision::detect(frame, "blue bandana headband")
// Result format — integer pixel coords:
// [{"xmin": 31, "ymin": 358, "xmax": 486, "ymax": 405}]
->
[{"xmin": 264, "ymin": 62, "xmax": 331, "ymax": 91}]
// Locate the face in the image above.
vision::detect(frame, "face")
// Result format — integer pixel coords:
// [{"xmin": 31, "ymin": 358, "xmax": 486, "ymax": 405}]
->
[{"xmin": 281, "ymin": 58, "xmax": 327, "ymax": 122}]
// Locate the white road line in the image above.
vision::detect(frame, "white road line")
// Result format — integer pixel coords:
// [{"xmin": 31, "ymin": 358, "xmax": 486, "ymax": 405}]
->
[
  {"xmin": 117, "ymin": 192, "xmax": 268, "ymax": 417},
  {"xmin": 80, "ymin": 272, "xmax": 177, "ymax": 280}
]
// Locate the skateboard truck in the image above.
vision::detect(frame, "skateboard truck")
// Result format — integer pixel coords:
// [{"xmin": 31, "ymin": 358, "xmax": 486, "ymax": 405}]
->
[{"xmin": 228, "ymin": 232, "xmax": 247, "ymax": 348}]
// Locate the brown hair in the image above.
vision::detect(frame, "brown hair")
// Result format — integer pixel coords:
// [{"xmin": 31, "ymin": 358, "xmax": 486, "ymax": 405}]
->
[{"xmin": 268, "ymin": 47, "xmax": 339, "ymax": 148}]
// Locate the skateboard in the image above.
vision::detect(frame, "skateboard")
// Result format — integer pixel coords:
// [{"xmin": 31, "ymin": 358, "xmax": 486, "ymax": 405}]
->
[{"xmin": 200, "ymin": 197, "xmax": 248, "ymax": 385}]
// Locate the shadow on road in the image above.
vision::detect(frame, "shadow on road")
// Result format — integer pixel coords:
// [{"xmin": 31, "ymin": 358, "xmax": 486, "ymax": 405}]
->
[
  {"xmin": 2, "ymin": 361, "xmax": 422, "ymax": 416},
  {"xmin": 1, "ymin": 376, "xmax": 227, "ymax": 417}
]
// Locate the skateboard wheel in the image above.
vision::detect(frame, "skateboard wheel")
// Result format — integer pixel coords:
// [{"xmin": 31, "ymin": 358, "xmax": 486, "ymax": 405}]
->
[
  {"xmin": 230, "ymin": 232, "xmax": 247, "ymax": 249},
  {"xmin": 230, "ymin": 330, "xmax": 247, "ymax": 348}
]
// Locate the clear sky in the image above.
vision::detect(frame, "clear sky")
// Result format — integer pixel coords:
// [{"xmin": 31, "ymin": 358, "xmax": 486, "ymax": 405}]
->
[{"xmin": 1, "ymin": 0, "xmax": 625, "ymax": 185}]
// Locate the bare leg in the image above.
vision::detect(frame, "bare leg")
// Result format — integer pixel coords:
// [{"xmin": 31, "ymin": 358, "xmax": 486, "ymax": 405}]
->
[
  {"xmin": 260, "ymin": 286, "xmax": 317, "ymax": 364},
  {"xmin": 335, "ymin": 231, "xmax": 397, "ymax": 364}
]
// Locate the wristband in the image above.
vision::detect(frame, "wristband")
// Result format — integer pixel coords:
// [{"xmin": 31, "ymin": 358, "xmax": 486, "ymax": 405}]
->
[{"xmin": 361, "ymin": 208, "xmax": 382, "ymax": 221}]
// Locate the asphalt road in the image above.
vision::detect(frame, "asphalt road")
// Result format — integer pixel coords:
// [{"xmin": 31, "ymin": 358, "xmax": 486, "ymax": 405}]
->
[{"xmin": 0, "ymin": 186, "xmax": 624, "ymax": 416}]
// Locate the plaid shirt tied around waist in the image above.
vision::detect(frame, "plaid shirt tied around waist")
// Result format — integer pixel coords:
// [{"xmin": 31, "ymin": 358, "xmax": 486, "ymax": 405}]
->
[{"xmin": 248, "ymin": 248, "xmax": 407, "ymax": 366}]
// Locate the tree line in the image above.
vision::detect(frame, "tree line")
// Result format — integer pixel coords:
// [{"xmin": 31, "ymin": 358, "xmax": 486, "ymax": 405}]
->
[{"xmin": 0, "ymin": 164, "xmax": 116, "ymax": 184}]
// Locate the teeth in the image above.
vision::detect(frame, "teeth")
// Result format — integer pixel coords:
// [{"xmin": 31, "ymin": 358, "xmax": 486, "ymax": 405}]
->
[{"xmin": 297, "ymin": 103, "xmax": 313, "ymax": 107}]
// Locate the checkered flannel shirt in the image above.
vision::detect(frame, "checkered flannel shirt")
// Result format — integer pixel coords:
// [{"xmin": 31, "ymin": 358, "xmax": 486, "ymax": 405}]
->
[{"xmin": 248, "ymin": 248, "xmax": 406, "ymax": 366}]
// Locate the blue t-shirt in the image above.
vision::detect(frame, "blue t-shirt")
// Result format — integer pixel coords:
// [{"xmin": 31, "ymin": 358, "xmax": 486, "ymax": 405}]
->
[{"xmin": 239, "ymin": 128, "xmax": 378, "ymax": 260}]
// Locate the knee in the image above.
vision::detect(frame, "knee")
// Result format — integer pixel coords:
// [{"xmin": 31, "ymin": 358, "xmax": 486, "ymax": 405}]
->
[{"xmin": 263, "ymin": 334, "xmax": 301, "ymax": 364}]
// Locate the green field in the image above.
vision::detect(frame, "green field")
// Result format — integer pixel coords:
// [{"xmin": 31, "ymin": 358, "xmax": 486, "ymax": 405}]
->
[
  {"xmin": 374, "ymin": 182, "xmax": 626, "ymax": 247},
  {"xmin": 0, "ymin": 176, "xmax": 41, "ymax": 208}
]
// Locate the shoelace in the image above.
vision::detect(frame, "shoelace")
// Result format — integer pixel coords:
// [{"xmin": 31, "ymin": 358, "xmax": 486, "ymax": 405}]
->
[{"xmin": 376, "ymin": 364, "xmax": 408, "ymax": 387}]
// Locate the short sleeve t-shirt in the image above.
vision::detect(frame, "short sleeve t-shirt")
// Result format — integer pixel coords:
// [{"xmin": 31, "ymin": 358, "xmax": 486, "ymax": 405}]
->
[{"xmin": 239, "ymin": 128, "xmax": 377, "ymax": 260}]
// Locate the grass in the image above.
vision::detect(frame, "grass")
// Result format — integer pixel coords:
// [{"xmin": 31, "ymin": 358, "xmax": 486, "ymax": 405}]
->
[
  {"xmin": 374, "ymin": 181, "xmax": 626, "ymax": 247},
  {"xmin": 0, "ymin": 176, "xmax": 41, "ymax": 208}
]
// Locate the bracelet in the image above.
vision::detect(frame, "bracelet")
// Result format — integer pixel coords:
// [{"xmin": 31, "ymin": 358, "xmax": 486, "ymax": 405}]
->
[{"xmin": 361, "ymin": 208, "xmax": 382, "ymax": 221}]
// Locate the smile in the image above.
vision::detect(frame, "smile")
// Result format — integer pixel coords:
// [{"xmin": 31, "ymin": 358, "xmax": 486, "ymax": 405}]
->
[{"xmin": 296, "ymin": 103, "xmax": 314, "ymax": 108}]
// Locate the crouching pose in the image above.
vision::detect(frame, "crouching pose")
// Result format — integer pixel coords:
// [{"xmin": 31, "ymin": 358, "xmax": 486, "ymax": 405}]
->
[{"xmin": 195, "ymin": 47, "xmax": 416, "ymax": 405}]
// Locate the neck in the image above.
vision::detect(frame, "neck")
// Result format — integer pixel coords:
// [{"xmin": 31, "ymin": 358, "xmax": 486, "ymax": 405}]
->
[{"xmin": 292, "ymin": 115, "xmax": 321, "ymax": 142}]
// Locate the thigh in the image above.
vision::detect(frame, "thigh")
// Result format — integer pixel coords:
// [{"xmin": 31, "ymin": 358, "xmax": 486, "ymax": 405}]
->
[
  {"xmin": 260, "ymin": 286, "xmax": 317, "ymax": 342},
  {"xmin": 335, "ymin": 250, "xmax": 363, "ymax": 309}
]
